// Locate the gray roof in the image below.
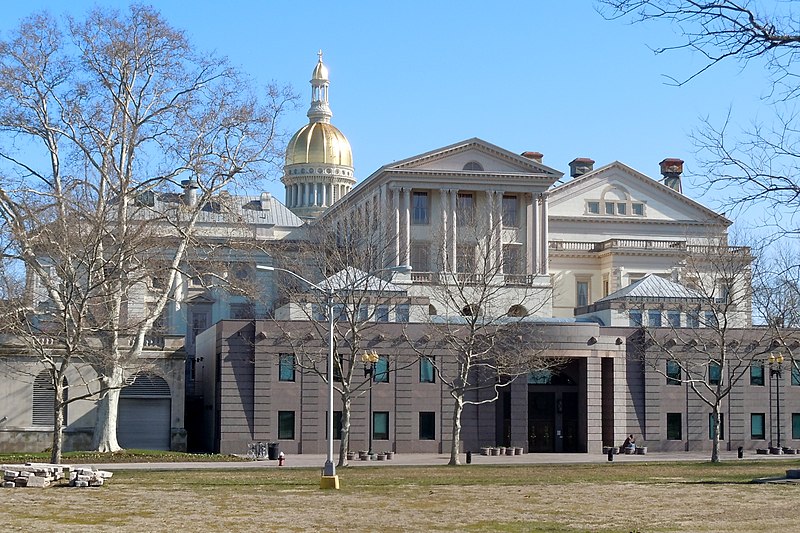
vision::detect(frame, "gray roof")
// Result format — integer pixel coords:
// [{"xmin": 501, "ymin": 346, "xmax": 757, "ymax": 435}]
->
[
  {"xmin": 595, "ymin": 273, "xmax": 702, "ymax": 303},
  {"xmin": 321, "ymin": 267, "xmax": 405, "ymax": 293}
]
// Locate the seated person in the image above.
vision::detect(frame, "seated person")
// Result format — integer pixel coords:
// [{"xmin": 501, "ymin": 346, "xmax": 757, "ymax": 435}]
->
[{"xmin": 621, "ymin": 434, "xmax": 636, "ymax": 452}]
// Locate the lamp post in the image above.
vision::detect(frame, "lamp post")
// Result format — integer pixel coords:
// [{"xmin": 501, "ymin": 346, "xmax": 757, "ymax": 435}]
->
[
  {"xmin": 769, "ymin": 353, "xmax": 784, "ymax": 450},
  {"xmin": 361, "ymin": 350, "xmax": 380, "ymax": 456},
  {"xmin": 257, "ymin": 263, "xmax": 411, "ymax": 488}
]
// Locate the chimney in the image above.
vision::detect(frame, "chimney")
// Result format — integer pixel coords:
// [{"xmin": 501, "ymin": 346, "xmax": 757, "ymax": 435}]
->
[
  {"xmin": 521, "ymin": 151, "xmax": 543, "ymax": 164},
  {"xmin": 568, "ymin": 157, "xmax": 595, "ymax": 178},
  {"xmin": 659, "ymin": 158, "xmax": 684, "ymax": 193},
  {"xmin": 181, "ymin": 179, "xmax": 199, "ymax": 207},
  {"xmin": 260, "ymin": 191, "xmax": 272, "ymax": 211}
]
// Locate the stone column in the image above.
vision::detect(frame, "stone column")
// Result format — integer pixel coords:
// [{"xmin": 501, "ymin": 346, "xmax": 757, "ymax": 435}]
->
[
  {"xmin": 392, "ymin": 186, "xmax": 401, "ymax": 267},
  {"xmin": 450, "ymin": 189, "xmax": 458, "ymax": 271},
  {"xmin": 439, "ymin": 189, "xmax": 449, "ymax": 273},
  {"xmin": 540, "ymin": 192, "xmax": 549, "ymax": 275},
  {"xmin": 321, "ymin": 181, "xmax": 327, "ymax": 207},
  {"xmin": 402, "ymin": 188, "xmax": 411, "ymax": 267}
]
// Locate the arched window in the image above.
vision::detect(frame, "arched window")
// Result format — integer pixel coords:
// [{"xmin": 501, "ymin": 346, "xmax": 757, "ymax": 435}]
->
[
  {"xmin": 461, "ymin": 304, "xmax": 480, "ymax": 317},
  {"xmin": 508, "ymin": 305, "xmax": 527, "ymax": 317},
  {"xmin": 428, "ymin": 304, "xmax": 438, "ymax": 316},
  {"xmin": 463, "ymin": 161, "xmax": 484, "ymax": 171}
]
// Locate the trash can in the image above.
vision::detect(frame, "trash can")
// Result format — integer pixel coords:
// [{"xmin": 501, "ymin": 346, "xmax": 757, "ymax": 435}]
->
[
  {"xmin": 466, "ymin": 451, "xmax": 472, "ymax": 464},
  {"xmin": 268, "ymin": 442, "xmax": 280, "ymax": 460},
  {"xmin": 737, "ymin": 446, "xmax": 743, "ymax": 459}
]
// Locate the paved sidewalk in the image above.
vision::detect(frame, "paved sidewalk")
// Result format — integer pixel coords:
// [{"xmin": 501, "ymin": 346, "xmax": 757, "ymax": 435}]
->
[{"xmin": 87, "ymin": 450, "xmax": 800, "ymax": 471}]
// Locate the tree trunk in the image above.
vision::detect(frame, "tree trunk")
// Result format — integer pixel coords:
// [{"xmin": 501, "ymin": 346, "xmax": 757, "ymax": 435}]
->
[
  {"xmin": 337, "ymin": 395, "xmax": 352, "ymax": 467},
  {"xmin": 50, "ymin": 379, "xmax": 66, "ymax": 464},
  {"xmin": 710, "ymin": 407, "xmax": 722, "ymax": 463},
  {"xmin": 448, "ymin": 395, "xmax": 464, "ymax": 466},
  {"xmin": 92, "ymin": 367, "xmax": 124, "ymax": 452}
]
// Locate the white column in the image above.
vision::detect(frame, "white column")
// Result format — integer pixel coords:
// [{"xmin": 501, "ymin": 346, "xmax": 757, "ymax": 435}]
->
[
  {"xmin": 540, "ymin": 192, "xmax": 549, "ymax": 275},
  {"xmin": 439, "ymin": 188, "xmax": 448, "ymax": 273},
  {"xmin": 526, "ymin": 194, "xmax": 537, "ymax": 274},
  {"xmin": 321, "ymin": 182, "xmax": 328, "ymax": 207},
  {"xmin": 403, "ymin": 187, "xmax": 411, "ymax": 267},
  {"xmin": 450, "ymin": 189, "xmax": 458, "ymax": 272},
  {"xmin": 381, "ymin": 184, "xmax": 389, "ymax": 265},
  {"xmin": 392, "ymin": 186, "xmax": 401, "ymax": 267},
  {"xmin": 490, "ymin": 190, "xmax": 502, "ymax": 272}
]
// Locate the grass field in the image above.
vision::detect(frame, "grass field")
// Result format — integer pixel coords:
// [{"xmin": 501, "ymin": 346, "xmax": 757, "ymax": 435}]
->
[{"xmin": 1, "ymin": 460, "xmax": 798, "ymax": 532}]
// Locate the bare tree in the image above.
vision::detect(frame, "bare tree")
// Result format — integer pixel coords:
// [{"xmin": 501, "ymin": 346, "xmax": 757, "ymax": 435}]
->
[
  {"xmin": 0, "ymin": 6, "xmax": 295, "ymax": 453},
  {"xmin": 269, "ymin": 218, "xmax": 413, "ymax": 467},
  {"xmin": 631, "ymin": 238, "xmax": 766, "ymax": 462},
  {"xmin": 411, "ymin": 204, "xmax": 553, "ymax": 466}
]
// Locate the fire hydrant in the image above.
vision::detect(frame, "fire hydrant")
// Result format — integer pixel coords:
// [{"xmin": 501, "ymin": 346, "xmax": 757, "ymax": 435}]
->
[{"xmin": 278, "ymin": 451, "xmax": 285, "ymax": 467}]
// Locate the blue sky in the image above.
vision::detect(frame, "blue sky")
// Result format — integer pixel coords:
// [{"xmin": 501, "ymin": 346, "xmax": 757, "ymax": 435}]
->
[{"xmin": 0, "ymin": 1, "xmax": 773, "ymax": 227}]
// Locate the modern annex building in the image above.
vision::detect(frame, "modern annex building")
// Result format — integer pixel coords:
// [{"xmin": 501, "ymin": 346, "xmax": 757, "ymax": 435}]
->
[{"xmin": 2, "ymin": 54, "xmax": 798, "ymax": 457}]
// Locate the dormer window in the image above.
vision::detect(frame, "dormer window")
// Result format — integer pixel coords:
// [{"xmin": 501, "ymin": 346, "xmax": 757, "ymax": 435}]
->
[
  {"xmin": 463, "ymin": 161, "xmax": 483, "ymax": 171},
  {"xmin": 587, "ymin": 201, "xmax": 600, "ymax": 214},
  {"xmin": 586, "ymin": 185, "xmax": 646, "ymax": 217}
]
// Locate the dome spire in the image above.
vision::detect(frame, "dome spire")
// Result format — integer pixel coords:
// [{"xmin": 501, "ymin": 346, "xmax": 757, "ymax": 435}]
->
[{"xmin": 308, "ymin": 50, "xmax": 331, "ymax": 123}]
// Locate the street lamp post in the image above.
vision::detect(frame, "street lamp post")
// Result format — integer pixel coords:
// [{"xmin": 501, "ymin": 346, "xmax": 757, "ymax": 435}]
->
[
  {"xmin": 769, "ymin": 353, "xmax": 784, "ymax": 451},
  {"xmin": 257, "ymin": 263, "xmax": 410, "ymax": 489},
  {"xmin": 361, "ymin": 350, "xmax": 380, "ymax": 456}
]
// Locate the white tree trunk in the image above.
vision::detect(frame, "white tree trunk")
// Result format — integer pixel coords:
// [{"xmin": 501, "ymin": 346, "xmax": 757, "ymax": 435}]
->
[
  {"xmin": 337, "ymin": 395, "xmax": 352, "ymax": 467},
  {"xmin": 50, "ymin": 379, "xmax": 66, "ymax": 464},
  {"xmin": 448, "ymin": 395, "xmax": 464, "ymax": 466},
  {"xmin": 92, "ymin": 367, "xmax": 124, "ymax": 452}
]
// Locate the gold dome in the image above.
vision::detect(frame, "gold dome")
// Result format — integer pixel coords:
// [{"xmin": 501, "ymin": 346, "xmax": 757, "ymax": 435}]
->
[
  {"xmin": 285, "ymin": 122, "xmax": 353, "ymax": 167},
  {"xmin": 312, "ymin": 58, "xmax": 329, "ymax": 81}
]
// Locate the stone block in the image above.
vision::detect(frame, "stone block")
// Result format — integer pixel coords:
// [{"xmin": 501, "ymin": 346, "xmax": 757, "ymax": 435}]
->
[
  {"xmin": 74, "ymin": 480, "xmax": 89, "ymax": 488},
  {"xmin": 2, "ymin": 481, "xmax": 15, "ymax": 488},
  {"xmin": 4, "ymin": 470, "xmax": 19, "ymax": 481},
  {"xmin": 26, "ymin": 475, "xmax": 50, "ymax": 488},
  {"xmin": 88, "ymin": 478, "xmax": 104, "ymax": 487},
  {"xmin": 96, "ymin": 470, "xmax": 113, "ymax": 479}
]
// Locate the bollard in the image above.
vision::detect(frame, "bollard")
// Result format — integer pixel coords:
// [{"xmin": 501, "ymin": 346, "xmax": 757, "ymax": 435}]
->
[
  {"xmin": 278, "ymin": 451, "xmax": 285, "ymax": 466},
  {"xmin": 466, "ymin": 451, "xmax": 472, "ymax": 464},
  {"xmin": 738, "ymin": 446, "xmax": 743, "ymax": 459},
  {"xmin": 608, "ymin": 448, "xmax": 614, "ymax": 462}
]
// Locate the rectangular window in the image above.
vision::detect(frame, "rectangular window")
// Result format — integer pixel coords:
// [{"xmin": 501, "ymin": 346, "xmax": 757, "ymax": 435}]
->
[
  {"xmin": 632, "ymin": 203, "xmax": 644, "ymax": 216},
  {"xmin": 587, "ymin": 201, "xmax": 600, "ymax": 215},
  {"xmin": 750, "ymin": 363, "xmax": 765, "ymax": 386},
  {"xmin": 278, "ymin": 354, "xmax": 295, "ymax": 382},
  {"xmin": 334, "ymin": 411, "xmax": 343, "ymax": 440},
  {"xmin": 278, "ymin": 411, "xmax": 295, "ymax": 440},
  {"xmin": 576, "ymin": 280, "xmax": 589, "ymax": 307},
  {"xmin": 376, "ymin": 305, "xmax": 389, "ymax": 322},
  {"xmin": 412, "ymin": 191, "xmax": 430, "ymax": 224},
  {"xmin": 793, "ymin": 413, "xmax": 800, "ymax": 440},
  {"xmin": 792, "ymin": 366, "xmax": 800, "ymax": 386},
  {"xmin": 708, "ymin": 361, "xmax": 722, "ymax": 385},
  {"xmin": 602, "ymin": 275, "xmax": 609, "ymax": 297},
  {"xmin": 373, "ymin": 411, "xmax": 389, "ymax": 440},
  {"xmin": 629, "ymin": 310, "xmax": 642, "ymax": 327},
  {"xmin": 374, "ymin": 358, "xmax": 389, "ymax": 383},
  {"xmin": 333, "ymin": 352, "xmax": 343, "ymax": 382},
  {"xmin": 709, "ymin": 413, "xmax": 725, "ymax": 440},
  {"xmin": 457, "ymin": 193, "xmax": 475, "ymax": 225},
  {"xmin": 502, "ymin": 195, "xmax": 518, "ymax": 227},
  {"xmin": 503, "ymin": 245, "xmax": 522, "ymax": 275},
  {"xmin": 419, "ymin": 412, "xmax": 436, "ymax": 440},
  {"xmin": 229, "ymin": 303, "xmax": 254, "ymax": 319},
  {"xmin": 686, "ymin": 309, "xmax": 700, "ymax": 328},
  {"xmin": 667, "ymin": 311, "xmax": 681, "ymax": 328},
  {"xmin": 667, "ymin": 413, "xmax": 682, "ymax": 440},
  {"xmin": 358, "ymin": 304, "xmax": 369, "ymax": 322},
  {"xmin": 420, "ymin": 357, "xmax": 435, "ymax": 383},
  {"xmin": 605, "ymin": 202, "xmax": 615, "ymax": 215},
  {"xmin": 666, "ymin": 360, "xmax": 681, "ymax": 385},
  {"xmin": 648, "ymin": 310, "xmax": 662, "ymax": 327},
  {"xmin": 751, "ymin": 413, "xmax": 765, "ymax": 440},
  {"xmin": 410, "ymin": 243, "xmax": 430, "ymax": 272},
  {"xmin": 396, "ymin": 304, "xmax": 410, "ymax": 323},
  {"xmin": 456, "ymin": 245, "xmax": 475, "ymax": 272},
  {"xmin": 616, "ymin": 202, "xmax": 627, "ymax": 215},
  {"xmin": 704, "ymin": 310, "xmax": 718, "ymax": 328}
]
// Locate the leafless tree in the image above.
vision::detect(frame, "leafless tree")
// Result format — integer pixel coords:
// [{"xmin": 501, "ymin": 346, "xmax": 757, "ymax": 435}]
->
[
  {"xmin": 410, "ymin": 204, "xmax": 554, "ymax": 466},
  {"xmin": 0, "ymin": 6, "xmax": 295, "ymax": 453}
]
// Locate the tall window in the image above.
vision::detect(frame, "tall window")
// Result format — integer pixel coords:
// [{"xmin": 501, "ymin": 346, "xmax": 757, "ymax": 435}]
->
[
  {"xmin": 751, "ymin": 413, "xmax": 765, "ymax": 440},
  {"xmin": 666, "ymin": 360, "xmax": 681, "ymax": 385},
  {"xmin": 708, "ymin": 361, "xmax": 722, "ymax": 385},
  {"xmin": 374, "ymin": 358, "xmax": 389, "ymax": 383},
  {"xmin": 667, "ymin": 413, "xmax": 682, "ymax": 440},
  {"xmin": 709, "ymin": 413, "xmax": 725, "ymax": 440},
  {"xmin": 648, "ymin": 310, "xmax": 662, "ymax": 327},
  {"xmin": 750, "ymin": 363, "xmax": 765, "ymax": 386},
  {"xmin": 412, "ymin": 191, "xmax": 430, "ymax": 224},
  {"xmin": 686, "ymin": 309, "xmax": 700, "ymax": 328},
  {"xmin": 793, "ymin": 413, "xmax": 800, "ymax": 440},
  {"xmin": 457, "ymin": 193, "xmax": 475, "ymax": 225},
  {"xmin": 456, "ymin": 245, "xmax": 475, "ymax": 272},
  {"xmin": 503, "ymin": 245, "xmax": 522, "ymax": 275},
  {"xmin": 410, "ymin": 243, "xmax": 430, "ymax": 272},
  {"xmin": 419, "ymin": 412, "xmax": 436, "ymax": 440},
  {"xmin": 333, "ymin": 411, "xmax": 343, "ymax": 440},
  {"xmin": 576, "ymin": 280, "xmax": 589, "ymax": 307},
  {"xmin": 32, "ymin": 371, "xmax": 66, "ymax": 426},
  {"xmin": 704, "ymin": 310, "xmax": 718, "ymax": 328},
  {"xmin": 420, "ymin": 357, "xmax": 435, "ymax": 383},
  {"xmin": 792, "ymin": 366, "xmax": 800, "ymax": 386},
  {"xmin": 278, "ymin": 354, "xmax": 295, "ymax": 382},
  {"xmin": 629, "ymin": 310, "xmax": 642, "ymax": 327},
  {"xmin": 376, "ymin": 305, "xmax": 389, "ymax": 322},
  {"xmin": 396, "ymin": 304, "xmax": 410, "ymax": 323},
  {"xmin": 358, "ymin": 304, "xmax": 369, "ymax": 322},
  {"xmin": 278, "ymin": 411, "xmax": 295, "ymax": 440},
  {"xmin": 502, "ymin": 195, "xmax": 518, "ymax": 227},
  {"xmin": 373, "ymin": 412, "xmax": 389, "ymax": 440}
]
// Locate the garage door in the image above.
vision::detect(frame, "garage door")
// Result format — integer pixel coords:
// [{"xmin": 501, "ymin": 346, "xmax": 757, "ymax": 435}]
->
[{"xmin": 117, "ymin": 373, "xmax": 171, "ymax": 451}]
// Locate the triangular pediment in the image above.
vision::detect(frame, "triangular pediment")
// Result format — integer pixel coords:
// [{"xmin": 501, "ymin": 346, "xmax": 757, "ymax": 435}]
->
[
  {"xmin": 384, "ymin": 137, "xmax": 562, "ymax": 180},
  {"xmin": 548, "ymin": 161, "xmax": 729, "ymax": 227}
]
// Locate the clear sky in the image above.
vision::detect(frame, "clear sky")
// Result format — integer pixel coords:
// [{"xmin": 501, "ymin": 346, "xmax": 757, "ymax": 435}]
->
[{"xmin": 0, "ymin": 1, "xmax": 773, "ymax": 227}]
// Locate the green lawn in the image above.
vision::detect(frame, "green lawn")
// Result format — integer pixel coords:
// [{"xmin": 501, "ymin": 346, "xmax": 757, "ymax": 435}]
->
[{"xmin": 2, "ymin": 461, "xmax": 798, "ymax": 532}]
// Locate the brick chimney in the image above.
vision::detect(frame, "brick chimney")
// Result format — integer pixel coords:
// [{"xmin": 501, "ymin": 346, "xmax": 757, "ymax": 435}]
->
[
  {"xmin": 659, "ymin": 158, "xmax": 684, "ymax": 193},
  {"xmin": 521, "ymin": 151, "xmax": 543, "ymax": 164},
  {"xmin": 568, "ymin": 157, "xmax": 595, "ymax": 178}
]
